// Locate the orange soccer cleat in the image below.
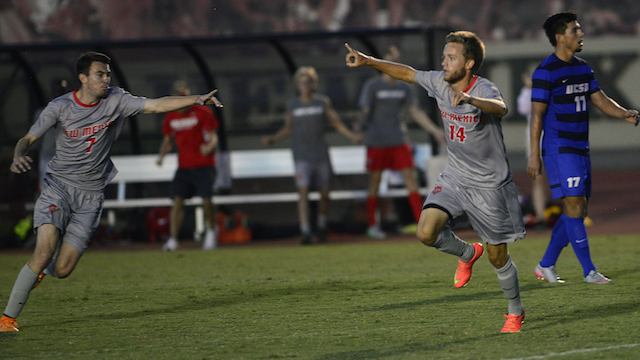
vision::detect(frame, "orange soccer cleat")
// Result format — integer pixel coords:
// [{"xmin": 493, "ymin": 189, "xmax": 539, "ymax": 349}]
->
[
  {"xmin": 0, "ymin": 315, "xmax": 19, "ymax": 332},
  {"xmin": 501, "ymin": 311, "xmax": 525, "ymax": 333},
  {"xmin": 454, "ymin": 243, "xmax": 484, "ymax": 288}
]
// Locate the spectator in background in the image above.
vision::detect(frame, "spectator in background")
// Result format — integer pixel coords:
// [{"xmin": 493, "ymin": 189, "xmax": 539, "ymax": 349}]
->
[
  {"xmin": 0, "ymin": 0, "xmax": 35, "ymax": 43},
  {"xmin": 157, "ymin": 80, "xmax": 219, "ymax": 251},
  {"xmin": 517, "ymin": 69, "xmax": 548, "ymax": 228},
  {"xmin": 263, "ymin": 66, "xmax": 360, "ymax": 245},
  {"xmin": 356, "ymin": 45, "xmax": 445, "ymax": 240}
]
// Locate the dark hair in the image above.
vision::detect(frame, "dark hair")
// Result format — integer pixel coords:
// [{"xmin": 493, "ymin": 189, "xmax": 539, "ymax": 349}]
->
[
  {"xmin": 75, "ymin": 52, "xmax": 111, "ymax": 76},
  {"xmin": 445, "ymin": 31, "xmax": 485, "ymax": 74},
  {"xmin": 543, "ymin": 12, "xmax": 578, "ymax": 46}
]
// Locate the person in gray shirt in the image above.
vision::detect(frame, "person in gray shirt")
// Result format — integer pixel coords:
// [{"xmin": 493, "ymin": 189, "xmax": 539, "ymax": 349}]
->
[
  {"xmin": 357, "ymin": 45, "xmax": 445, "ymax": 240},
  {"xmin": 345, "ymin": 31, "xmax": 526, "ymax": 333},
  {"xmin": 263, "ymin": 66, "xmax": 360, "ymax": 245},
  {"xmin": 0, "ymin": 51, "xmax": 222, "ymax": 332}
]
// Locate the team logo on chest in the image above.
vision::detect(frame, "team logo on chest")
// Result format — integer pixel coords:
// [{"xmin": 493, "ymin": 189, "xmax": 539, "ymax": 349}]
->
[{"xmin": 565, "ymin": 83, "xmax": 589, "ymax": 94}]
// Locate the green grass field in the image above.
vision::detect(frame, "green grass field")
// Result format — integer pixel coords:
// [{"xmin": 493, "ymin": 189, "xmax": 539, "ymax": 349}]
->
[{"xmin": 1, "ymin": 234, "xmax": 639, "ymax": 359}]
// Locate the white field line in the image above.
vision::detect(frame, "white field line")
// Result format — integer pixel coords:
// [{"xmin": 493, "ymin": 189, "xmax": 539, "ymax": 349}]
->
[{"xmin": 502, "ymin": 343, "xmax": 639, "ymax": 360}]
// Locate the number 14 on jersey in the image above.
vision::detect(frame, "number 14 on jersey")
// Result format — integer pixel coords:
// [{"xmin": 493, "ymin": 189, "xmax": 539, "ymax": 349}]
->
[{"xmin": 449, "ymin": 124, "xmax": 466, "ymax": 142}]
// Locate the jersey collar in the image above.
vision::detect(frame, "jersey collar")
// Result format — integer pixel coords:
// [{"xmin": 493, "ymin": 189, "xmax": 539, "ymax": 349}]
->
[
  {"xmin": 73, "ymin": 89, "xmax": 101, "ymax": 108},
  {"xmin": 463, "ymin": 75, "xmax": 478, "ymax": 93}
]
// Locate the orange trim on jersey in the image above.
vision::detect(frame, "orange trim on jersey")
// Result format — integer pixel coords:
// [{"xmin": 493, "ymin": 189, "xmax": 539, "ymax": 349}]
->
[
  {"xmin": 73, "ymin": 90, "xmax": 101, "ymax": 108},
  {"xmin": 463, "ymin": 76, "xmax": 478, "ymax": 93}
]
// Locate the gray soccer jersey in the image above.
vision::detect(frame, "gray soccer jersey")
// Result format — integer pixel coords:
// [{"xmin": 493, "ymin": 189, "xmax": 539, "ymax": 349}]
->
[
  {"xmin": 358, "ymin": 76, "xmax": 416, "ymax": 148},
  {"xmin": 415, "ymin": 71, "xmax": 511, "ymax": 189},
  {"xmin": 28, "ymin": 87, "xmax": 146, "ymax": 191},
  {"xmin": 287, "ymin": 94, "xmax": 332, "ymax": 164}
]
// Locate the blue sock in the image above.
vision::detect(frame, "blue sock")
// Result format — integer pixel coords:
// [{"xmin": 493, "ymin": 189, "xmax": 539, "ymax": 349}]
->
[
  {"xmin": 564, "ymin": 216, "xmax": 596, "ymax": 276},
  {"xmin": 540, "ymin": 214, "xmax": 570, "ymax": 267}
]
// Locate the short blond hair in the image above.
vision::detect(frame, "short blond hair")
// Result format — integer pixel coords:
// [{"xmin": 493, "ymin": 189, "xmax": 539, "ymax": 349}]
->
[{"xmin": 293, "ymin": 66, "xmax": 318, "ymax": 88}]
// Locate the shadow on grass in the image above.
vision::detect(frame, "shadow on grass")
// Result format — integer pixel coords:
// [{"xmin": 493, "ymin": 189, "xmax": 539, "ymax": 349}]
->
[
  {"xmin": 71, "ymin": 278, "xmax": 549, "ymax": 323},
  {"xmin": 365, "ymin": 281, "xmax": 547, "ymax": 312}
]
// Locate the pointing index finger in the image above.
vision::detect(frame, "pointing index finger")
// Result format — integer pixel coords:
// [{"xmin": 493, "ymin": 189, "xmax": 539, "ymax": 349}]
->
[{"xmin": 344, "ymin": 43, "xmax": 353, "ymax": 52}]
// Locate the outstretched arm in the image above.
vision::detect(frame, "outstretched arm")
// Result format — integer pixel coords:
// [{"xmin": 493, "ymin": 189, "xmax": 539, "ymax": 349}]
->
[
  {"xmin": 590, "ymin": 90, "xmax": 639, "ymax": 125},
  {"xmin": 345, "ymin": 43, "xmax": 418, "ymax": 84},
  {"xmin": 143, "ymin": 90, "xmax": 223, "ymax": 114},
  {"xmin": 11, "ymin": 133, "xmax": 38, "ymax": 174}
]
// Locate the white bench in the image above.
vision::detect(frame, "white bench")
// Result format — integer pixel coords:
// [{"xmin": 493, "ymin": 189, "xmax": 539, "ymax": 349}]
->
[{"xmin": 104, "ymin": 145, "xmax": 436, "ymax": 234}]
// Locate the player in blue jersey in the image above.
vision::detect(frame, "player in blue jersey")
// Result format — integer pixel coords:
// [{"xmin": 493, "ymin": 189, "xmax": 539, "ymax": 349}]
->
[
  {"xmin": 528, "ymin": 12, "xmax": 639, "ymax": 285},
  {"xmin": 0, "ymin": 52, "xmax": 222, "ymax": 332}
]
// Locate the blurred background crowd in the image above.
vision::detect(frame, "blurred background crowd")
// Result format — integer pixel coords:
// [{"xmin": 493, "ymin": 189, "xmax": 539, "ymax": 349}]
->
[{"xmin": 2, "ymin": 0, "xmax": 640, "ymax": 45}]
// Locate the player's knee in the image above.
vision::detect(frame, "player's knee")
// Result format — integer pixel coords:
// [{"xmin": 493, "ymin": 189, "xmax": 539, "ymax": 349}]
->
[
  {"xmin": 54, "ymin": 265, "xmax": 73, "ymax": 279},
  {"xmin": 54, "ymin": 260, "xmax": 76, "ymax": 279},
  {"xmin": 416, "ymin": 224, "xmax": 438, "ymax": 245},
  {"xmin": 487, "ymin": 251, "xmax": 507, "ymax": 268}
]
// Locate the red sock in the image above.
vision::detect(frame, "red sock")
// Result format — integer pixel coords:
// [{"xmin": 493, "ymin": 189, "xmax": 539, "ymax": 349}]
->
[
  {"xmin": 408, "ymin": 192, "xmax": 424, "ymax": 223},
  {"xmin": 366, "ymin": 197, "xmax": 378, "ymax": 226}
]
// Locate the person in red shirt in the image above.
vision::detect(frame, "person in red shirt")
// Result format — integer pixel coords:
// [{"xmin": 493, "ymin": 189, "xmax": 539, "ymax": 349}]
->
[{"xmin": 157, "ymin": 80, "xmax": 219, "ymax": 251}]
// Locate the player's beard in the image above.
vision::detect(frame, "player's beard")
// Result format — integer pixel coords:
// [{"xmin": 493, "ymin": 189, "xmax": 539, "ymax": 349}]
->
[{"xmin": 444, "ymin": 67, "xmax": 466, "ymax": 84}]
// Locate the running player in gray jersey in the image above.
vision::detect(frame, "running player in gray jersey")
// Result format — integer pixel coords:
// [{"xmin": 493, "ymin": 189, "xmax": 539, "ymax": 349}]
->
[
  {"xmin": 346, "ymin": 31, "xmax": 526, "ymax": 333},
  {"xmin": 0, "ymin": 52, "xmax": 222, "ymax": 332},
  {"xmin": 263, "ymin": 67, "xmax": 360, "ymax": 245}
]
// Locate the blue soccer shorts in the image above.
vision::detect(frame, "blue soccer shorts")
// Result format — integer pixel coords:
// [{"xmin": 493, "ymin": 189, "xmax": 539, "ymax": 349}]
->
[{"xmin": 543, "ymin": 153, "xmax": 591, "ymax": 199}]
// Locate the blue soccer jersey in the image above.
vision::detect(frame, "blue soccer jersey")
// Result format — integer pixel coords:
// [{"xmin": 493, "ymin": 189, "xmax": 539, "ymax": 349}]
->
[{"xmin": 531, "ymin": 54, "xmax": 599, "ymax": 156}]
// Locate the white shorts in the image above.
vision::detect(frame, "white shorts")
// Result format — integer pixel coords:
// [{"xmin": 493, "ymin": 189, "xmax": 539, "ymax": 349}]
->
[{"xmin": 424, "ymin": 173, "xmax": 525, "ymax": 245}]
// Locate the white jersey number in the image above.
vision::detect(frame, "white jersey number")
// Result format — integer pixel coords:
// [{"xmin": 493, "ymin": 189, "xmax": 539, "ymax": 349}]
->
[
  {"xmin": 567, "ymin": 176, "xmax": 581, "ymax": 188},
  {"xmin": 574, "ymin": 95, "xmax": 587, "ymax": 112}
]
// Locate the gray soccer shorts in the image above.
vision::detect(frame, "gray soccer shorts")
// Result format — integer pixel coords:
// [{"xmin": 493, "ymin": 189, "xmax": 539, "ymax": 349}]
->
[
  {"xmin": 33, "ymin": 175, "xmax": 105, "ymax": 254},
  {"xmin": 294, "ymin": 161, "xmax": 332, "ymax": 190},
  {"xmin": 424, "ymin": 173, "xmax": 525, "ymax": 245}
]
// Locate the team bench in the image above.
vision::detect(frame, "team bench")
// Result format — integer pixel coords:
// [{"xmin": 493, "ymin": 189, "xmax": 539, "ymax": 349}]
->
[{"xmin": 104, "ymin": 145, "xmax": 438, "ymax": 234}]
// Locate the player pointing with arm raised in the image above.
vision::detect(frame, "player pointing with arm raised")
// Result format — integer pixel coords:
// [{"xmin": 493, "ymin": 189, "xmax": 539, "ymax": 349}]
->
[
  {"xmin": 528, "ymin": 12, "xmax": 638, "ymax": 285},
  {"xmin": 1, "ymin": 51, "xmax": 222, "ymax": 332},
  {"xmin": 346, "ymin": 31, "xmax": 526, "ymax": 333}
]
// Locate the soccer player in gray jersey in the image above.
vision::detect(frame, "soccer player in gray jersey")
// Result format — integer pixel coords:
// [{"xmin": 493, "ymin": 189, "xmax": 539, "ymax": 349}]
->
[
  {"xmin": 0, "ymin": 52, "xmax": 222, "ymax": 332},
  {"xmin": 346, "ymin": 31, "xmax": 526, "ymax": 333},
  {"xmin": 263, "ymin": 67, "xmax": 360, "ymax": 245}
]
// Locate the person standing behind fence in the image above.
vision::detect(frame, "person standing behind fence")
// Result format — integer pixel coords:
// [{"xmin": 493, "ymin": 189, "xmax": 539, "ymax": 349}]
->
[
  {"xmin": 356, "ymin": 45, "xmax": 445, "ymax": 240},
  {"xmin": 0, "ymin": 51, "xmax": 222, "ymax": 332},
  {"xmin": 157, "ymin": 80, "xmax": 219, "ymax": 251},
  {"xmin": 263, "ymin": 66, "xmax": 360, "ymax": 245},
  {"xmin": 528, "ymin": 12, "xmax": 639, "ymax": 284}
]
